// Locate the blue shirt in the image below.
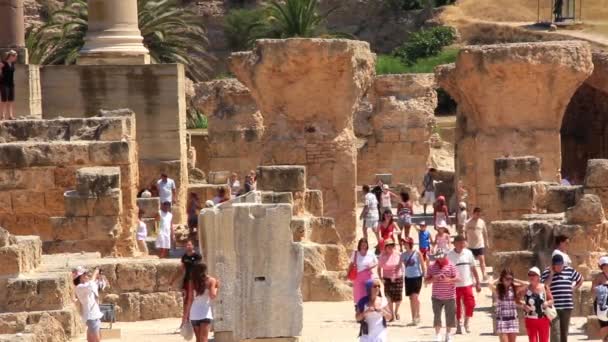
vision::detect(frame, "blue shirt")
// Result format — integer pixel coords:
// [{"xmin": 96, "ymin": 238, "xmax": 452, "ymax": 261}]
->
[
  {"xmin": 402, "ymin": 251, "xmax": 423, "ymax": 278},
  {"xmin": 419, "ymin": 230, "xmax": 431, "ymax": 249}
]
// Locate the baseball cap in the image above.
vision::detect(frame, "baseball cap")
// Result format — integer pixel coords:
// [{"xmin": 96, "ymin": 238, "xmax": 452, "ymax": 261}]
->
[
  {"xmin": 528, "ymin": 266, "xmax": 541, "ymax": 276},
  {"xmin": 599, "ymin": 256, "xmax": 608, "ymax": 267},
  {"xmin": 420, "ymin": 221, "xmax": 426, "ymax": 226},
  {"xmin": 552, "ymin": 254, "xmax": 564, "ymax": 265}
]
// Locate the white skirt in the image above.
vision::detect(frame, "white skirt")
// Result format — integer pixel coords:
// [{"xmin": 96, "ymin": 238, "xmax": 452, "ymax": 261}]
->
[{"xmin": 155, "ymin": 234, "xmax": 171, "ymax": 249}]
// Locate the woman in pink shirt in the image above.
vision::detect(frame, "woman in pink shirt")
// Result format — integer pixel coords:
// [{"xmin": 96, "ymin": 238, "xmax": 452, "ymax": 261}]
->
[{"xmin": 378, "ymin": 239, "xmax": 403, "ymax": 321}]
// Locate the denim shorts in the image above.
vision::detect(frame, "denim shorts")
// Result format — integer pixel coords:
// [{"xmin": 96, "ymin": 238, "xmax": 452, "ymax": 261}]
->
[
  {"xmin": 191, "ymin": 318, "xmax": 212, "ymax": 327},
  {"xmin": 86, "ymin": 319, "xmax": 101, "ymax": 332}
]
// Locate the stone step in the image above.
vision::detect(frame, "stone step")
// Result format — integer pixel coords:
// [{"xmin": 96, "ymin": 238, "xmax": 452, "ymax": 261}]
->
[
  {"xmin": 43, "ymin": 239, "xmax": 116, "ymax": 256},
  {"xmin": 0, "ymin": 272, "xmax": 73, "ymax": 313},
  {"xmin": 301, "ymin": 270, "xmax": 351, "ymax": 302},
  {"xmin": 301, "ymin": 241, "xmax": 349, "ymax": 273},
  {"xmin": 0, "ymin": 235, "xmax": 42, "ymax": 276},
  {"xmin": 0, "ymin": 306, "xmax": 82, "ymax": 337}
]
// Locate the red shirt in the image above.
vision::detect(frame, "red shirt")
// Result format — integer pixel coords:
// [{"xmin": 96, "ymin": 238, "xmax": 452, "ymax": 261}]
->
[
  {"xmin": 379, "ymin": 222, "xmax": 396, "ymax": 240},
  {"xmin": 428, "ymin": 261, "xmax": 458, "ymax": 300}
]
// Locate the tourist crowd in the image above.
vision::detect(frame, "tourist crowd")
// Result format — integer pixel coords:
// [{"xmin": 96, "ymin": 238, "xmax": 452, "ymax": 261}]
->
[{"xmin": 352, "ymin": 168, "xmax": 608, "ymax": 342}]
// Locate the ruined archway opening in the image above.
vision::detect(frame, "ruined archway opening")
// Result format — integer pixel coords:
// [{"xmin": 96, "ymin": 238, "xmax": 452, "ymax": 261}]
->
[{"xmin": 561, "ymin": 83, "xmax": 608, "ymax": 184}]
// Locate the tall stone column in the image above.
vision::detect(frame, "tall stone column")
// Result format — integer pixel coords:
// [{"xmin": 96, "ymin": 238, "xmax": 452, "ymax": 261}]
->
[
  {"xmin": 77, "ymin": 0, "xmax": 150, "ymax": 65},
  {"xmin": 0, "ymin": 0, "xmax": 27, "ymax": 63},
  {"xmin": 437, "ymin": 41, "xmax": 593, "ymax": 221},
  {"xmin": 230, "ymin": 39, "xmax": 375, "ymax": 246}
]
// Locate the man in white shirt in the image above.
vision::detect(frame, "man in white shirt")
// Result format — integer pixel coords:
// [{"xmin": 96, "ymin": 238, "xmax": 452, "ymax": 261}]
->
[
  {"xmin": 552, "ymin": 234, "xmax": 572, "ymax": 267},
  {"xmin": 360, "ymin": 184, "xmax": 380, "ymax": 242},
  {"xmin": 73, "ymin": 267, "xmax": 104, "ymax": 342},
  {"xmin": 448, "ymin": 235, "xmax": 481, "ymax": 335},
  {"xmin": 157, "ymin": 173, "xmax": 177, "ymax": 205}
]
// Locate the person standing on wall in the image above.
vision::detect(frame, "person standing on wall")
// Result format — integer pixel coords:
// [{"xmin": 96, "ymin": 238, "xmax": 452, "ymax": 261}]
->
[
  {"xmin": 155, "ymin": 201, "xmax": 174, "ymax": 258},
  {"xmin": 552, "ymin": 235, "xmax": 572, "ymax": 267},
  {"xmin": 464, "ymin": 207, "xmax": 490, "ymax": 281},
  {"xmin": 186, "ymin": 262, "xmax": 219, "ymax": 342},
  {"xmin": 0, "ymin": 50, "xmax": 18, "ymax": 120},
  {"xmin": 136, "ymin": 209, "xmax": 148, "ymax": 255},
  {"xmin": 172, "ymin": 240, "xmax": 202, "ymax": 332},
  {"xmin": 422, "ymin": 168, "xmax": 437, "ymax": 215},
  {"xmin": 360, "ymin": 185, "xmax": 380, "ymax": 242},
  {"xmin": 541, "ymin": 254, "xmax": 583, "ymax": 342},
  {"xmin": 157, "ymin": 173, "xmax": 177, "ymax": 207},
  {"xmin": 448, "ymin": 235, "xmax": 481, "ymax": 335}
]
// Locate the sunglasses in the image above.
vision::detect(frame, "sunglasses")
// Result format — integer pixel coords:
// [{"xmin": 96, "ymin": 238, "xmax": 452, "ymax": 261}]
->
[
  {"xmin": 372, "ymin": 285, "xmax": 381, "ymax": 288},
  {"xmin": 528, "ymin": 273, "xmax": 538, "ymax": 277}
]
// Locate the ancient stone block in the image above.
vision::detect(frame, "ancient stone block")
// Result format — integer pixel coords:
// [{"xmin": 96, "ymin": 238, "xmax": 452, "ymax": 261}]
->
[
  {"xmin": 54, "ymin": 166, "xmax": 78, "ymax": 188},
  {"xmin": 86, "ymin": 190, "xmax": 122, "ymax": 216},
  {"xmin": 50, "ymin": 217, "xmax": 88, "ymax": 241},
  {"xmin": 104, "ymin": 292, "xmax": 141, "ymax": 322},
  {"xmin": 0, "ymin": 192, "xmax": 12, "ymax": 215},
  {"xmin": 490, "ymin": 221, "xmax": 530, "ymax": 252},
  {"xmin": 4, "ymin": 278, "xmax": 38, "ymax": 312},
  {"xmin": 290, "ymin": 218, "xmax": 310, "ymax": 242},
  {"xmin": 257, "ymin": 166, "xmax": 306, "ymax": 192},
  {"xmin": 88, "ymin": 141, "xmax": 132, "ymax": 165},
  {"xmin": 585, "ymin": 159, "xmax": 608, "ymax": 188},
  {"xmin": 35, "ymin": 275, "xmax": 72, "ymax": 311},
  {"xmin": 0, "ymin": 246, "xmax": 21, "ymax": 276},
  {"xmin": 87, "ymin": 216, "xmax": 120, "ymax": 240},
  {"xmin": 75, "ymin": 166, "xmax": 121, "ymax": 196},
  {"xmin": 302, "ymin": 272, "xmax": 351, "ymax": 302},
  {"xmin": 24, "ymin": 313, "xmax": 68, "ymax": 342},
  {"xmin": 155, "ymin": 261, "xmax": 181, "ymax": 292},
  {"xmin": 260, "ymin": 191, "xmax": 293, "ymax": 205},
  {"xmin": 0, "ymin": 227, "xmax": 13, "ymax": 248},
  {"xmin": 493, "ymin": 251, "xmax": 536, "ymax": 280},
  {"xmin": 11, "ymin": 190, "xmax": 47, "ymax": 215},
  {"xmin": 187, "ymin": 184, "xmax": 230, "ymax": 204},
  {"xmin": 304, "ymin": 190, "xmax": 323, "ymax": 216},
  {"xmin": 566, "ymin": 194, "xmax": 605, "ymax": 224},
  {"xmin": 42, "ymin": 240, "xmax": 115, "ymax": 256},
  {"xmin": 136, "ymin": 197, "xmax": 160, "ymax": 218},
  {"xmin": 63, "ymin": 191, "xmax": 89, "ymax": 217},
  {"xmin": 0, "ymin": 312, "xmax": 28, "ymax": 334},
  {"xmin": 309, "ymin": 217, "xmax": 340, "ymax": 245},
  {"xmin": 115, "ymin": 263, "xmax": 157, "ymax": 293},
  {"xmin": 494, "ymin": 156, "xmax": 541, "ymax": 185},
  {"xmin": 139, "ymin": 292, "xmax": 182, "ymax": 320},
  {"xmin": 208, "ymin": 171, "xmax": 231, "ymax": 185},
  {"xmin": 44, "ymin": 189, "xmax": 66, "ymax": 214},
  {"xmin": 375, "ymin": 174, "xmax": 392, "ymax": 185},
  {"xmin": 542, "ymin": 185, "xmax": 582, "ymax": 213},
  {"xmin": 321, "ymin": 244, "xmax": 350, "ymax": 272}
]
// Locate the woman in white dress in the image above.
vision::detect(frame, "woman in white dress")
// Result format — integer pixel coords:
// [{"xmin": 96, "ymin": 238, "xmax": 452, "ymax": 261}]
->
[
  {"xmin": 155, "ymin": 201, "xmax": 173, "ymax": 258},
  {"xmin": 355, "ymin": 279, "xmax": 392, "ymax": 342}
]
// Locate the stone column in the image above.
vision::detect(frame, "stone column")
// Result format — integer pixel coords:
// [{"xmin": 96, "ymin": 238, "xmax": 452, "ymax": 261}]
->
[
  {"xmin": 77, "ymin": 0, "xmax": 150, "ymax": 65},
  {"xmin": 437, "ymin": 41, "xmax": 593, "ymax": 221},
  {"xmin": 230, "ymin": 39, "xmax": 375, "ymax": 246},
  {"xmin": 0, "ymin": 0, "xmax": 27, "ymax": 63}
]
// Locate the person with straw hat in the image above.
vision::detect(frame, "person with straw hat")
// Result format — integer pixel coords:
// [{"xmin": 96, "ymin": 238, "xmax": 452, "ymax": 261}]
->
[{"xmin": 378, "ymin": 238, "xmax": 403, "ymax": 321}]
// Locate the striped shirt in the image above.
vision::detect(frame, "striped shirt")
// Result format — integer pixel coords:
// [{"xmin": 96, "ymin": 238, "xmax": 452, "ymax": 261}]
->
[
  {"xmin": 428, "ymin": 261, "xmax": 458, "ymax": 300},
  {"xmin": 541, "ymin": 266, "xmax": 582, "ymax": 310}
]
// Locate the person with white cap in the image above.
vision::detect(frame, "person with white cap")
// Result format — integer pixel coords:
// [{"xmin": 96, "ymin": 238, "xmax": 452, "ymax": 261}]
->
[
  {"xmin": 541, "ymin": 254, "xmax": 582, "ymax": 342},
  {"xmin": 425, "ymin": 248, "xmax": 460, "ymax": 342},
  {"xmin": 593, "ymin": 256, "xmax": 608, "ymax": 340},
  {"xmin": 456, "ymin": 202, "xmax": 467, "ymax": 236},
  {"xmin": 519, "ymin": 266, "xmax": 553, "ymax": 342},
  {"xmin": 380, "ymin": 184, "xmax": 398, "ymax": 214},
  {"xmin": 73, "ymin": 267, "xmax": 104, "ymax": 342}
]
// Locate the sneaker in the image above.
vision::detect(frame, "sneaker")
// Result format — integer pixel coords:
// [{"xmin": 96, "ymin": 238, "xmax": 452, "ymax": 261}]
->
[
  {"xmin": 464, "ymin": 324, "xmax": 471, "ymax": 334},
  {"xmin": 414, "ymin": 317, "xmax": 421, "ymax": 325},
  {"xmin": 435, "ymin": 334, "xmax": 443, "ymax": 342},
  {"xmin": 455, "ymin": 325, "xmax": 462, "ymax": 335},
  {"xmin": 446, "ymin": 334, "xmax": 454, "ymax": 342}
]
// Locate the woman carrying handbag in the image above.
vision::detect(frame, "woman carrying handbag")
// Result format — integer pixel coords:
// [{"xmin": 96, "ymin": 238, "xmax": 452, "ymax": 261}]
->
[{"xmin": 350, "ymin": 238, "xmax": 378, "ymax": 304}]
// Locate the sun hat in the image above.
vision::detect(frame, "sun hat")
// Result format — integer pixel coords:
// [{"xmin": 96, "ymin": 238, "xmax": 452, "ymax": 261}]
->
[
  {"xmin": 599, "ymin": 256, "xmax": 608, "ymax": 267},
  {"xmin": 72, "ymin": 266, "xmax": 86, "ymax": 280},
  {"xmin": 384, "ymin": 238, "xmax": 396, "ymax": 246},
  {"xmin": 528, "ymin": 266, "xmax": 541, "ymax": 276}
]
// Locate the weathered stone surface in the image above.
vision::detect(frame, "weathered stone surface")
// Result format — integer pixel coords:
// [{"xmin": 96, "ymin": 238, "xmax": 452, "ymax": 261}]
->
[
  {"xmin": 139, "ymin": 292, "xmax": 182, "ymax": 320},
  {"xmin": 260, "ymin": 192, "xmax": 294, "ymax": 205},
  {"xmin": 0, "ymin": 236, "xmax": 42, "ymax": 276},
  {"xmin": 493, "ymin": 251, "xmax": 536, "ymax": 280},
  {"xmin": 494, "ymin": 156, "xmax": 541, "ymax": 185},
  {"xmin": 438, "ymin": 41, "xmax": 594, "ymax": 221},
  {"xmin": 0, "ymin": 227, "xmax": 14, "ymax": 248},
  {"xmin": 24, "ymin": 313, "xmax": 68, "ymax": 342},
  {"xmin": 585, "ymin": 159, "xmax": 608, "ymax": 188},
  {"xmin": 587, "ymin": 51, "xmax": 608, "ymax": 94},
  {"xmin": 200, "ymin": 203, "xmax": 303, "ymax": 339},
  {"xmin": 230, "ymin": 39, "xmax": 374, "ymax": 246},
  {"xmin": 309, "ymin": 217, "xmax": 340, "ymax": 245},
  {"xmin": 75, "ymin": 166, "xmax": 120, "ymax": 196},
  {"xmin": 86, "ymin": 216, "xmax": 120, "ymax": 240},
  {"xmin": 208, "ymin": 171, "xmax": 231, "ymax": 185},
  {"xmin": 566, "ymin": 194, "xmax": 605, "ymax": 224},
  {"xmin": 115, "ymin": 263, "xmax": 157, "ymax": 293},
  {"xmin": 304, "ymin": 190, "xmax": 323, "ymax": 217},
  {"xmin": 542, "ymin": 185, "xmax": 582, "ymax": 213},
  {"xmin": 136, "ymin": 197, "xmax": 160, "ymax": 218},
  {"xmin": 490, "ymin": 220, "xmax": 530, "ymax": 252},
  {"xmin": 257, "ymin": 166, "xmax": 306, "ymax": 193}
]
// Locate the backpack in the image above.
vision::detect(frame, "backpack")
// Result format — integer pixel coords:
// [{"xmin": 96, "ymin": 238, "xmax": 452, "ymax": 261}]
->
[{"xmin": 596, "ymin": 284, "xmax": 608, "ymax": 321}]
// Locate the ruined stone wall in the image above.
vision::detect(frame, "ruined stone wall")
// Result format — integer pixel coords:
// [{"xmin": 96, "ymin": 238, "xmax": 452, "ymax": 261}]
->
[
  {"xmin": 437, "ymin": 41, "xmax": 594, "ymax": 220},
  {"xmin": 192, "ymin": 78, "xmax": 264, "ymax": 178},
  {"xmin": 39, "ymin": 64, "xmax": 188, "ymax": 223},
  {"xmin": 0, "ymin": 116, "xmax": 138, "ymax": 256},
  {"xmin": 229, "ymin": 39, "xmax": 375, "ymax": 246},
  {"xmin": 356, "ymin": 74, "xmax": 436, "ymax": 185}
]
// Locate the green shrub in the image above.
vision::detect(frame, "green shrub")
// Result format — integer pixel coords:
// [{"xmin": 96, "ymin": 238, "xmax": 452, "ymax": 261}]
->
[
  {"xmin": 434, "ymin": 0, "xmax": 456, "ymax": 6},
  {"xmin": 376, "ymin": 48, "xmax": 458, "ymax": 75},
  {"xmin": 224, "ymin": 8, "xmax": 269, "ymax": 51},
  {"xmin": 376, "ymin": 55, "xmax": 410, "ymax": 74},
  {"xmin": 187, "ymin": 109, "xmax": 208, "ymax": 129},
  {"xmin": 393, "ymin": 26, "xmax": 456, "ymax": 65}
]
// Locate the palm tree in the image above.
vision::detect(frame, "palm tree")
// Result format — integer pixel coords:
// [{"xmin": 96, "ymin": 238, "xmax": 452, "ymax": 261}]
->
[
  {"xmin": 26, "ymin": 0, "xmax": 211, "ymax": 81},
  {"xmin": 266, "ymin": 0, "xmax": 336, "ymax": 38}
]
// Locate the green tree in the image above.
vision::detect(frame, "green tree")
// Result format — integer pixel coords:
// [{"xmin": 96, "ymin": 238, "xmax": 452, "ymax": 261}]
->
[
  {"xmin": 26, "ymin": 0, "xmax": 211, "ymax": 81},
  {"xmin": 224, "ymin": 8, "xmax": 270, "ymax": 51},
  {"xmin": 266, "ymin": 0, "xmax": 335, "ymax": 38}
]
